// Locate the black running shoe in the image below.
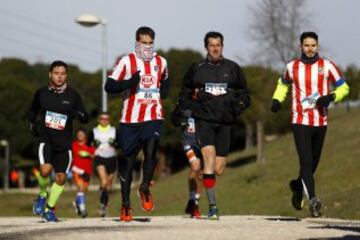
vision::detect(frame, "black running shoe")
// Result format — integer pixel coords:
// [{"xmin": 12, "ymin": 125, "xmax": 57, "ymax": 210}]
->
[{"xmin": 289, "ymin": 179, "xmax": 304, "ymax": 210}]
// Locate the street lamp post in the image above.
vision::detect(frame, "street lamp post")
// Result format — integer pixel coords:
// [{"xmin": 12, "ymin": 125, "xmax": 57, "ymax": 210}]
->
[
  {"xmin": 0, "ymin": 140, "xmax": 9, "ymax": 192},
  {"xmin": 75, "ymin": 14, "xmax": 108, "ymax": 112}
]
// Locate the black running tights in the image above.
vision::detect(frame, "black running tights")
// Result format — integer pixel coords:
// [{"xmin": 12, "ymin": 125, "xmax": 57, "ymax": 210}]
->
[
  {"xmin": 292, "ymin": 124, "xmax": 327, "ymax": 199},
  {"xmin": 119, "ymin": 137, "xmax": 159, "ymax": 207}
]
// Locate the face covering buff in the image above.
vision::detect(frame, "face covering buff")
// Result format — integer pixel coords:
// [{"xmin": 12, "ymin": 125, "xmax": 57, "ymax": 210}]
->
[{"xmin": 135, "ymin": 42, "xmax": 154, "ymax": 62}]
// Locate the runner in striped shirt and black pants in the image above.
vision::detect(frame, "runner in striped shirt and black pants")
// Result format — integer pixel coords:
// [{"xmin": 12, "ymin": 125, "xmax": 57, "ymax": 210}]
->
[
  {"xmin": 271, "ymin": 32, "xmax": 350, "ymax": 217},
  {"xmin": 105, "ymin": 26, "xmax": 169, "ymax": 222}
]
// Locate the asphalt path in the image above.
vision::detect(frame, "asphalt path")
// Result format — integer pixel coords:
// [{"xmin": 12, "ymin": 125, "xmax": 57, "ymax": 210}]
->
[{"xmin": 0, "ymin": 216, "xmax": 360, "ymax": 240}]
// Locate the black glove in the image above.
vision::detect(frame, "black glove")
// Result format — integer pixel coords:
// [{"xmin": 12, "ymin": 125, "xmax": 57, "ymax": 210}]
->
[
  {"xmin": 94, "ymin": 139, "xmax": 101, "ymax": 147},
  {"xmin": 71, "ymin": 109, "xmax": 89, "ymax": 123},
  {"xmin": 108, "ymin": 138, "xmax": 116, "ymax": 146},
  {"xmin": 270, "ymin": 99, "xmax": 282, "ymax": 113},
  {"xmin": 127, "ymin": 70, "xmax": 141, "ymax": 87},
  {"xmin": 29, "ymin": 121, "xmax": 40, "ymax": 137},
  {"xmin": 171, "ymin": 104, "xmax": 187, "ymax": 127},
  {"xmin": 232, "ymin": 95, "xmax": 251, "ymax": 114},
  {"xmin": 316, "ymin": 94, "xmax": 335, "ymax": 108}
]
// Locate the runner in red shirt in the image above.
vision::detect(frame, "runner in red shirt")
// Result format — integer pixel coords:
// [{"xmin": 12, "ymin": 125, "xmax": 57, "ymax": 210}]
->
[{"xmin": 71, "ymin": 128, "xmax": 95, "ymax": 218}]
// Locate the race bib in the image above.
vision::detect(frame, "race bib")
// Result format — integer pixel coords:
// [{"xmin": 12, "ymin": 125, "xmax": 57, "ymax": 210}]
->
[
  {"xmin": 45, "ymin": 111, "xmax": 67, "ymax": 130},
  {"xmin": 301, "ymin": 92, "xmax": 319, "ymax": 112},
  {"xmin": 137, "ymin": 74, "xmax": 160, "ymax": 104},
  {"xmin": 205, "ymin": 83, "xmax": 228, "ymax": 96},
  {"xmin": 187, "ymin": 118, "xmax": 195, "ymax": 133}
]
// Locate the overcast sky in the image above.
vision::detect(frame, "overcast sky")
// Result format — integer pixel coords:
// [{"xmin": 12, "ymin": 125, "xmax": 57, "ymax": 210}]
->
[{"xmin": 0, "ymin": 0, "xmax": 359, "ymax": 72}]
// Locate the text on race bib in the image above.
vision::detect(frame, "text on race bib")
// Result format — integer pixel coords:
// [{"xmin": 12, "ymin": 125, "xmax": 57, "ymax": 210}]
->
[
  {"xmin": 45, "ymin": 111, "xmax": 67, "ymax": 130},
  {"xmin": 301, "ymin": 92, "xmax": 319, "ymax": 112},
  {"xmin": 137, "ymin": 74, "xmax": 160, "ymax": 104},
  {"xmin": 186, "ymin": 118, "xmax": 195, "ymax": 133},
  {"xmin": 205, "ymin": 83, "xmax": 228, "ymax": 96}
]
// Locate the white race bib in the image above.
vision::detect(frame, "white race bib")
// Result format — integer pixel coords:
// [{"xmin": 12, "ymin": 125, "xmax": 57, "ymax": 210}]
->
[
  {"xmin": 45, "ymin": 111, "xmax": 67, "ymax": 130},
  {"xmin": 137, "ymin": 74, "xmax": 160, "ymax": 104},
  {"xmin": 205, "ymin": 83, "xmax": 228, "ymax": 96},
  {"xmin": 301, "ymin": 92, "xmax": 319, "ymax": 112},
  {"xmin": 187, "ymin": 118, "xmax": 195, "ymax": 133}
]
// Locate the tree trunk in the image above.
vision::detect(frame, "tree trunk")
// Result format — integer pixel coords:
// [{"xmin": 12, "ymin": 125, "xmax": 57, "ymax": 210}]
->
[
  {"xmin": 245, "ymin": 122, "xmax": 254, "ymax": 150},
  {"xmin": 256, "ymin": 120, "xmax": 265, "ymax": 164}
]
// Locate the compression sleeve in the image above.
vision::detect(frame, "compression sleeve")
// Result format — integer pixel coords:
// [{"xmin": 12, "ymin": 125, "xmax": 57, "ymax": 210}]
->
[
  {"xmin": 272, "ymin": 77, "xmax": 290, "ymax": 102},
  {"xmin": 332, "ymin": 80, "xmax": 350, "ymax": 102}
]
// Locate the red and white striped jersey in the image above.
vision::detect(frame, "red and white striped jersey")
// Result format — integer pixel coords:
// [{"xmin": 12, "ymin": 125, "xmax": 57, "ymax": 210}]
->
[
  {"xmin": 283, "ymin": 58, "xmax": 342, "ymax": 126},
  {"xmin": 109, "ymin": 52, "xmax": 168, "ymax": 124}
]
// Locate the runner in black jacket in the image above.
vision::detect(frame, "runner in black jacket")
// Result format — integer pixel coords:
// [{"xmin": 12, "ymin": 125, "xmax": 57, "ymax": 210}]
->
[
  {"xmin": 28, "ymin": 60, "xmax": 88, "ymax": 222},
  {"xmin": 177, "ymin": 32, "xmax": 250, "ymax": 219}
]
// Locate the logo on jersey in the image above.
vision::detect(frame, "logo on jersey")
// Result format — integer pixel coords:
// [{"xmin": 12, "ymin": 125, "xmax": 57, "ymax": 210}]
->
[
  {"xmin": 154, "ymin": 66, "xmax": 158, "ymax": 72},
  {"xmin": 141, "ymin": 75, "xmax": 155, "ymax": 88},
  {"xmin": 318, "ymin": 67, "xmax": 324, "ymax": 75}
]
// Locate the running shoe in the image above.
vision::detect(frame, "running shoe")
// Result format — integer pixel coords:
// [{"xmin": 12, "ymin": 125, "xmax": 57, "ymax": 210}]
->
[
  {"xmin": 99, "ymin": 204, "xmax": 107, "ymax": 217},
  {"xmin": 33, "ymin": 195, "xmax": 47, "ymax": 216},
  {"xmin": 42, "ymin": 208, "xmax": 58, "ymax": 222},
  {"xmin": 138, "ymin": 189, "xmax": 154, "ymax": 212},
  {"xmin": 289, "ymin": 179, "xmax": 304, "ymax": 210},
  {"xmin": 207, "ymin": 205, "xmax": 219, "ymax": 220},
  {"xmin": 309, "ymin": 197, "xmax": 322, "ymax": 218},
  {"xmin": 185, "ymin": 199, "xmax": 201, "ymax": 218},
  {"xmin": 120, "ymin": 206, "xmax": 133, "ymax": 222}
]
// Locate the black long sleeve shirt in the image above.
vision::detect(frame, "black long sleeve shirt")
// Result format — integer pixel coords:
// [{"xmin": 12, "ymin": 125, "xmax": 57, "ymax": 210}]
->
[
  {"xmin": 28, "ymin": 86, "xmax": 88, "ymax": 151},
  {"xmin": 179, "ymin": 58, "xmax": 250, "ymax": 124}
]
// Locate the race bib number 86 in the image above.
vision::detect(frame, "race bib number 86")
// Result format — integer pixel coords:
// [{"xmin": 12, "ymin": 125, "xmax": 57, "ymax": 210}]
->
[{"xmin": 45, "ymin": 111, "xmax": 67, "ymax": 130}]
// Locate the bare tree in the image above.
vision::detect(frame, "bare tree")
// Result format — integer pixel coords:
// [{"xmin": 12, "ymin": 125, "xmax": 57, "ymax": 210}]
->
[
  {"xmin": 246, "ymin": 0, "xmax": 310, "ymax": 163},
  {"xmin": 249, "ymin": 0, "xmax": 310, "ymax": 68}
]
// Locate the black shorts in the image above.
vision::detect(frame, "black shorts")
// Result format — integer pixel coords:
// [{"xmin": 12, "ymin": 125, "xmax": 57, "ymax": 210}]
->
[
  {"xmin": 195, "ymin": 119, "xmax": 231, "ymax": 157},
  {"xmin": 38, "ymin": 142, "xmax": 72, "ymax": 174},
  {"xmin": 118, "ymin": 121, "xmax": 163, "ymax": 156},
  {"xmin": 94, "ymin": 156, "xmax": 117, "ymax": 174},
  {"xmin": 182, "ymin": 131, "xmax": 201, "ymax": 156}
]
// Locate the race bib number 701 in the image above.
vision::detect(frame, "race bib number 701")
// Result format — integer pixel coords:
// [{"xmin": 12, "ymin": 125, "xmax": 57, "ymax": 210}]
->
[{"xmin": 45, "ymin": 111, "xmax": 67, "ymax": 130}]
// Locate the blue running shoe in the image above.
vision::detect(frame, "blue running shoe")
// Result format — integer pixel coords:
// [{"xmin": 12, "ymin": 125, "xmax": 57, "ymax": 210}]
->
[
  {"xmin": 208, "ymin": 205, "xmax": 219, "ymax": 220},
  {"xmin": 42, "ymin": 209, "xmax": 58, "ymax": 222},
  {"xmin": 33, "ymin": 195, "xmax": 47, "ymax": 216}
]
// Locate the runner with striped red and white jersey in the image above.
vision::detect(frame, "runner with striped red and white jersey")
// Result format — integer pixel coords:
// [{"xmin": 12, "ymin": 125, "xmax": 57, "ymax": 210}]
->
[
  {"xmin": 271, "ymin": 32, "xmax": 350, "ymax": 218},
  {"xmin": 105, "ymin": 26, "xmax": 170, "ymax": 222},
  {"xmin": 109, "ymin": 51, "xmax": 168, "ymax": 123},
  {"xmin": 283, "ymin": 58, "xmax": 343, "ymax": 126}
]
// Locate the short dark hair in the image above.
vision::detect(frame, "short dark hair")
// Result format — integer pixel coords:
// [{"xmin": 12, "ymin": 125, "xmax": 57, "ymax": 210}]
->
[
  {"xmin": 99, "ymin": 111, "xmax": 109, "ymax": 116},
  {"xmin": 49, "ymin": 60, "xmax": 67, "ymax": 72},
  {"xmin": 76, "ymin": 127, "xmax": 87, "ymax": 135},
  {"xmin": 300, "ymin": 32, "xmax": 318, "ymax": 44},
  {"xmin": 204, "ymin": 31, "xmax": 224, "ymax": 47},
  {"xmin": 136, "ymin": 26, "xmax": 155, "ymax": 41}
]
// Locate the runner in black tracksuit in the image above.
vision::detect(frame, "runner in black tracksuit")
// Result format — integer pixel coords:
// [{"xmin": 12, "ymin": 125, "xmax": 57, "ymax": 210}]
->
[
  {"xmin": 28, "ymin": 60, "xmax": 88, "ymax": 222},
  {"xmin": 177, "ymin": 32, "xmax": 250, "ymax": 219}
]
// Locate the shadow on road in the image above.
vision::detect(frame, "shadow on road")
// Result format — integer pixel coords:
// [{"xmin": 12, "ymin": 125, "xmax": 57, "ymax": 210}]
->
[
  {"xmin": 266, "ymin": 217, "xmax": 301, "ymax": 222},
  {"xmin": 300, "ymin": 235, "xmax": 360, "ymax": 240},
  {"xmin": 300, "ymin": 223, "xmax": 360, "ymax": 240},
  {"xmin": 112, "ymin": 217, "xmax": 151, "ymax": 223}
]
